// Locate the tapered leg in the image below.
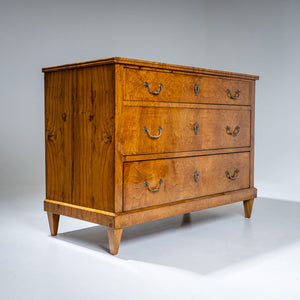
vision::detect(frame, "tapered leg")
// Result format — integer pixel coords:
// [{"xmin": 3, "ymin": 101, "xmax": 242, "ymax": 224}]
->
[
  {"xmin": 47, "ymin": 212, "xmax": 60, "ymax": 236},
  {"xmin": 243, "ymin": 199, "xmax": 254, "ymax": 218},
  {"xmin": 107, "ymin": 227, "xmax": 123, "ymax": 255}
]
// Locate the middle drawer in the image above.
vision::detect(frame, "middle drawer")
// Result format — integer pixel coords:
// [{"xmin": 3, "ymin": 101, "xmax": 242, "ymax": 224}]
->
[{"xmin": 123, "ymin": 106, "xmax": 250, "ymax": 155}]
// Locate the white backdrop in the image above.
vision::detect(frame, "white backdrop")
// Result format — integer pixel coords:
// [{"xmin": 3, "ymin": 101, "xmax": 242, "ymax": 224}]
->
[{"xmin": 1, "ymin": 0, "xmax": 299, "ymax": 201}]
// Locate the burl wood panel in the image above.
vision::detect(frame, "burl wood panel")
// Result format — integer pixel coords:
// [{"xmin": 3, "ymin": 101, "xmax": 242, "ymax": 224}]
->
[
  {"xmin": 125, "ymin": 68, "xmax": 251, "ymax": 105},
  {"xmin": 123, "ymin": 106, "xmax": 250, "ymax": 155},
  {"xmin": 124, "ymin": 152, "xmax": 250, "ymax": 211},
  {"xmin": 45, "ymin": 65, "xmax": 115, "ymax": 211}
]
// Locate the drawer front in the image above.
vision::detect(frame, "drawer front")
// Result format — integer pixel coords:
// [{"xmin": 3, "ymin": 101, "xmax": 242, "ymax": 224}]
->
[
  {"xmin": 125, "ymin": 68, "xmax": 251, "ymax": 105},
  {"xmin": 124, "ymin": 152, "xmax": 250, "ymax": 211},
  {"xmin": 123, "ymin": 106, "xmax": 250, "ymax": 155}
]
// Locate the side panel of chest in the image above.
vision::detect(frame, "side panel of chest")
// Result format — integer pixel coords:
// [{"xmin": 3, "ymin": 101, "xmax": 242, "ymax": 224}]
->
[{"xmin": 45, "ymin": 65, "xmax": 116, "ymax": 211}]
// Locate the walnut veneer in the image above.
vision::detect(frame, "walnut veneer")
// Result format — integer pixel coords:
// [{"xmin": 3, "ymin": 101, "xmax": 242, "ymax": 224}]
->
[{"xmin": 43, "ymin": 57, "xmax": 259, "ymax": 255}]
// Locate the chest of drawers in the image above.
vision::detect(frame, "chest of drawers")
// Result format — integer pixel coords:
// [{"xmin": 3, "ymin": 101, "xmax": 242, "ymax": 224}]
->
[{"xmin": 43, "ymin": 57, "xmax": 258, "ymax": 255}]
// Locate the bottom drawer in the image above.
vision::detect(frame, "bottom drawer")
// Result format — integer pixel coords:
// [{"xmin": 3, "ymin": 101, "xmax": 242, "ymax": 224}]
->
[{"xmin": 124, "ymin": 152, "xmax": 250, "ymax": 211}]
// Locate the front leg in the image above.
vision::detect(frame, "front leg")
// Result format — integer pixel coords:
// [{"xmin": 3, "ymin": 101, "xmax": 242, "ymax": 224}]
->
[
  {"xmin": 243, "ymin": 199, "xmax": 254, "ymax": 218},
  {"xmin": 107, "ymin": 227, "xmax": 123, "ymax": 255},
  {"xmin": 47, "ymin": 212, "xmax": 60, "ymax": 236}
]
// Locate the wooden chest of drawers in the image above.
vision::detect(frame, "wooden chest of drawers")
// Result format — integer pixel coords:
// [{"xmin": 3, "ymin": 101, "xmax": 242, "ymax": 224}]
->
[{"xmin": 43, "ymin": 57, "xmax": 258, "ymax": 255}]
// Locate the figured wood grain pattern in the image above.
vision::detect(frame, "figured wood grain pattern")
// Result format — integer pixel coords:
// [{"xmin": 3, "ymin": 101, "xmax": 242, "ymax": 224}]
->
[
  {"xmin": 243, "ymin": 199, "xmax": 254, "ymax": 218},
  {"xmin": 47, "ymin": 212, "xmax": 60, "ymax": 236},
  {"xmin": 124, "ymin": 152, "xmax": 250, "ymax": 211},
  {"xmin": 45, "ymin": 65, "xmax": 115, "ymax": 211},
  {"xmin": 123, "ymin": 106, "xmax": 250, "ymax": 155},
  {"xmin": 107, "ymin": 228, "xmax": 123, "ymax": 255},
  {"xmin": 125, "ymin": 68, "xmax": 251, "ymax": 105},
  {"xmin": 45, "ymin": 70, "xmax": 73, "ymax": 203}
]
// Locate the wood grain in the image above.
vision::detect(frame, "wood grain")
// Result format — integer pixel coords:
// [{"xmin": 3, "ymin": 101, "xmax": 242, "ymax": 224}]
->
[
  {"xmin": 45, "ymin": 65, "xmax": 115, "ymax": 212},
  {"xmin": 123, "ymin": 106, "xmax": 250, "ymax": 155},
  {"xmin": 124, "ymin": 152, "xmax": 250, "ymax": 211},
  {"xmin": 114, "ymin": 64, "xmax": 124, "ymax": 213},
  {"xmin": 47, "ymin": 212, "xmax": 60, "ymax": 236},
  {"xmin": 125, "ymin": 68, "xmax": 251, "ymax": 105},
  {"xmin": 107, "ymin": 228, "xmax": 123, "ymax": 255},
  {"xmin": 44, "ymin": 188, "xmax": 257, "ymax": 228},
  {"xmin": 45, "ymin": 70, "xmax": 73, "ymax": 205},
  {"xmin": 250, "ymin": 81, "xmax": 256, "ymax": 187},
  {"xmin": 243, "ymin": 199, "xmax": 254, "ymax": 218},
  {"xmin": 44, "ymin": 199, "xmax": 115, "ymax": 227},
  {"xmin": 115, "ymin": 188, "xmax": 257, "ymax": 228},
  {"xmin": 42, "ymin": 57, "xmax": 259, "ymax": 81},
  {"xmin": 123, "ymin": 147, "xmax": 251, "ymax": 162},
  {"xmin": 123, "ymin": 100, "xmax": 251, "ymax": 110}
]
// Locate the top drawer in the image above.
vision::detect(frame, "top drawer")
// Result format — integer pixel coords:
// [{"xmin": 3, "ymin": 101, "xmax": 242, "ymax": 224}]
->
[{"xmin": 124, "ymin": 68, "xmax": 251, "ymax": 105}]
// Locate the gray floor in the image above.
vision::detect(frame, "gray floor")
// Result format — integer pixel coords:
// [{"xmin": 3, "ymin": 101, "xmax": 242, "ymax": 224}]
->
[{"xmin": 1, "ymin": 186, "xmax": 300, "ymax": 299}]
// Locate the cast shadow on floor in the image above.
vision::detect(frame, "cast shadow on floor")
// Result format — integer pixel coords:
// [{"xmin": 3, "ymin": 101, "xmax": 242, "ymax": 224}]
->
[{"xmin": 56, "ymin": 197, "xmax": 300, "ymax": 274}]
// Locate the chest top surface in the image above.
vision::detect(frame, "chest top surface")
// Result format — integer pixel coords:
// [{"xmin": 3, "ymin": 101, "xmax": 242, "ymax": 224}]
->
[{"xmin": 42, "ymin": 57, "xmax": 259, "ymax": 81}]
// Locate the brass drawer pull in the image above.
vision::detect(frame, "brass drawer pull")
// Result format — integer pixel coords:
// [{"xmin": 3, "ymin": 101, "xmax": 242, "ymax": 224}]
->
[
  {"xmin": 225, "ymin": 169, "xmax": 239, "ymax": 180},
  {"xmin": 144, "ymin": 179, "xmax": 163, "ymax": 192},
  {"xmin": 226, "ymin": 125, "xmax": 240, "ymax": 137},
  {"xmin": 226, "ymin": 89, "xmax": 240, "ymax": 100},
  {"xmin": 144, "ymin": 82, "xmax": 163, "ymax": 95},
  {"xmin": 143, "ymin": 126, "xmax": 162, "ymax": 139}
]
